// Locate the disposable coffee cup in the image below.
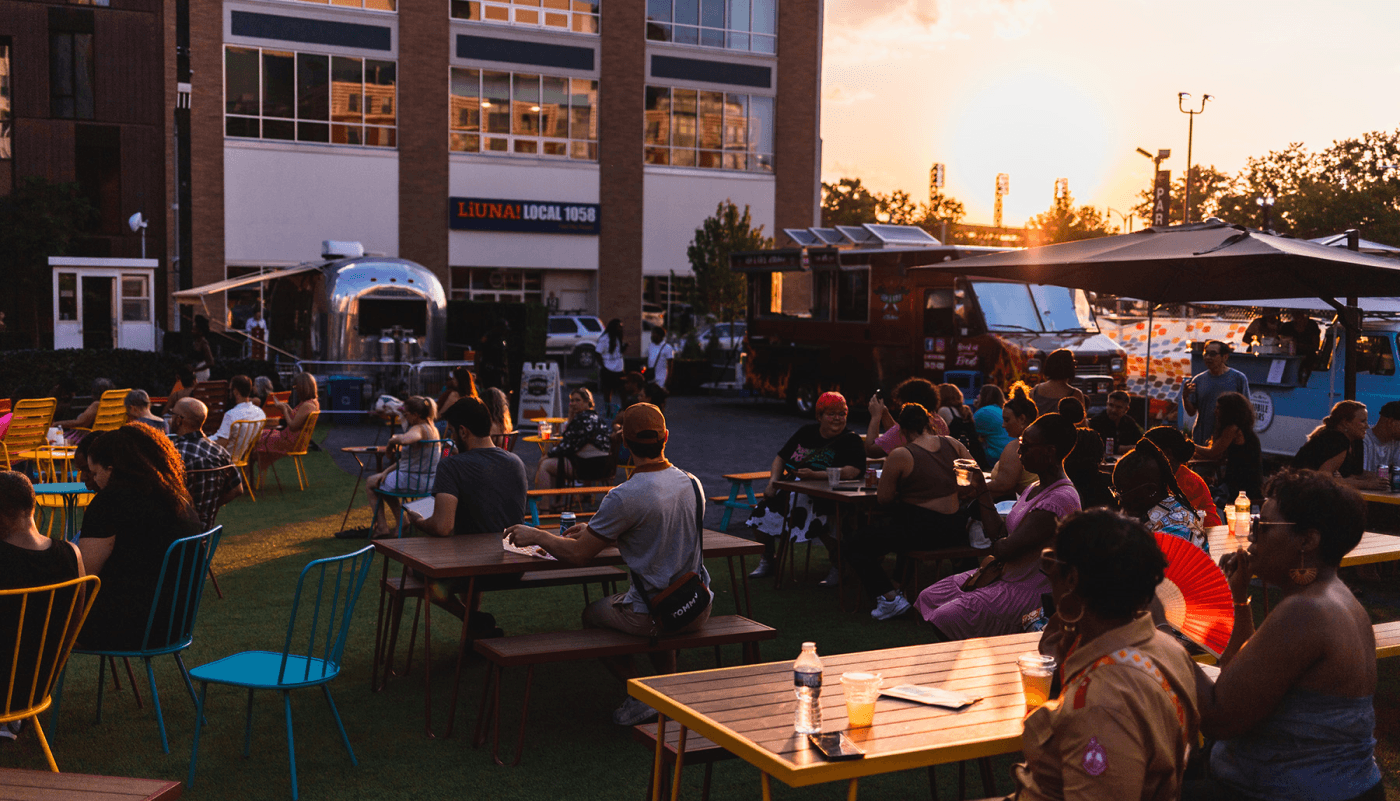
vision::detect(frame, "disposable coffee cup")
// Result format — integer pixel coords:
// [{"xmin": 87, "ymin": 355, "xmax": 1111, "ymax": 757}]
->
[
  {"xmin": 954, "ymin": 458, "xmax": 980, "ymax": 487},
  {"xmin": 840, "ymin": 671, "xmax": 882, "ymax": 728},
  {"xmin": 827, "ymin": 467, "xmax": 842, "ymax": 488},
  {"xmin": 1018, "ymin": 653, "xmax": 1056, "ymax": 710}
]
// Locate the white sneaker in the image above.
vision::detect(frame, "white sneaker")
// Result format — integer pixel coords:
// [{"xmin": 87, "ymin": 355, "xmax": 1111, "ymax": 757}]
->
[
  {"xmin": 748, "ymin": 557, "xmax": 773, "ymax": 579},
  {"xmin": 612, "ymin": 696, "xmax": 658, "ymax": 726},
  {"xmin": 967, "ymin": 520, "xmax": 992, "ymax": 549},
  {"xmin": 871, "ymin": 592, "xmax": 912, "ymax": 621}
]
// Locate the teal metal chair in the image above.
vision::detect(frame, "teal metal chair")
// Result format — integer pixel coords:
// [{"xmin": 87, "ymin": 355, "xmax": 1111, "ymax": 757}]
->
[
  {"xmin": 373, "ymin": 438, "xmax": 447, "ymax": 538},
  {"xmin": 52, "ymin": 526, "xmax": 223, "ymax": 754},
  {"xmin": 186, "ymin": 544, "xmax": 375, "ymax": 801}
]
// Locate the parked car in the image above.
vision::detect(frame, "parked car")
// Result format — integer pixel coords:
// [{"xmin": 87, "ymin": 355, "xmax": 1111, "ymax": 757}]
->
[
  {"xmin": 546, "ymin": 314, "xmax": 605, "ymax": 367},
  {"xmin": 694, "ymin": 321, "xmax": 747, "ymax": 354}
]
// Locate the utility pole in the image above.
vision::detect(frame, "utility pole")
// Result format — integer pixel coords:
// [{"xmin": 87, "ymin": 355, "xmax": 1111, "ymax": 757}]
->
[{"xmin": 1178, "ymin": 93, "xmax": 1213, "ymax": 224}]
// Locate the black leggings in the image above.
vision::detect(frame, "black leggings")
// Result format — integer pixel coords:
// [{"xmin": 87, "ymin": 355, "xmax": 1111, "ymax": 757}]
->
[{"xmin": 843, "ymin": 503, "xmax": 970, "ymax": 598}]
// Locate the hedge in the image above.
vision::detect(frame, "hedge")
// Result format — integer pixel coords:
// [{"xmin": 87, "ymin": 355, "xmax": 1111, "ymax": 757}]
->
[{"xmin": 0, "ymin": 350, "xmax": 286, "ymax": 403}]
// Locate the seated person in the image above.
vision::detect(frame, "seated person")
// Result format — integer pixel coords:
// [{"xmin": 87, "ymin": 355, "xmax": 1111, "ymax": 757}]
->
[
  {"xmin": 1089, "ymin": 390, "xmax": 1143, "ymax": 454},
  {"xmin": 972, "ymin": 384, "xmax": 1011, "ymax": 470},
  {"xmin": 124, "ymin": 390, "xmax": 168, "ymax": 434},
  {"xmin": 1113, "ymin": 440, "xmax": 1206, "ymax": 552},
  {"xmin": 167, "ymin": 366, "xmax": 198, "ymax": 407},
  {"xmin": 864, "ymin": 377, "xmax": 948, "ymax": 459},
  {"xmin": 367, "ymin": 396, "xmax": 441, "ymax": 538},
  {"xmin": 436, "ymin": 367, "xmax": 478, "ymax": 419},
  {"xmin": 1192, "ymin": 471, "xmax": 1382, "ymax": 801},
  {"xmin": 843, "ymin": 403, "xmax": 978, "ymax": 621},
  {"xmin": 1194, "ymin": 391, "xmax": 1263, "ymax": 511},
  {"xmin": 1363, "ymin": 401, "xmax": 1400, "ymax": 476},
  {"xmin": 256, "ymin": 372, "xmax": 320, "ymax": 473},
  {"xmin": 1065, "ymin": 427, "xmax": 1117, "ymax": 511},
  {"xmin": 986, "ymin": 384, "xmax": 1041, "ymax": 499},
  {"xmin": 746, "ymin": 392, "xmax": 866, "ymax": 580},
  {"xmin": 1014, "ymin": 509, "xmax": 1199, "ymax": 801},
  {"xmin": 506, "ymin": 404, "xmax": 710, "ymax": 727},
  {"xmin": 252, "ymin": 376, "xmax": 275, "ymax": 409},
  {"xmin": 168, "ymin": 398, "xmax": 243, "ymax": 530},
  {"xmin": 619, "ymin": 371, "xmax": 646, "ymax": 411},
  {"xmin": 77, "ymin": 425, "xmax": 202, "ymax": 650},
  {"xmin": 940, "ymin": 383, "xmax": 986, "ymax": 465},
  {"xmin": 915, "ymin": 412, "xmax": 1080, "ymax": 640},
  {"xmin": 56, "ymin": 378, "xmax": 115, "ymax": 434},
  {"xmin": 1144, "ymin": 426, "xmax": 1222, "ymax": 527},
  {"xmin": 212, "ymin": 374, "xmax": 266, "ymax": 448},
  {"xmin": 482, "ymin": 387, "xmax": 514, "ymax": 447},
  {"xmin": 641, "ymin": 381, "xmax": 669, "ymax": 414},
  {"xmin": 1294, "ymin": 400, "xmax": 1370, "ymax": 482},
  {"xmin": 537, "ymin": 388, "xmax": 612, "ymax": 492}
]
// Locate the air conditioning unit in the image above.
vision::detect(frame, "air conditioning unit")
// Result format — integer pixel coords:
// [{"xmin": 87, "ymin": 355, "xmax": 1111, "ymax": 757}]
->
[{"xmin": 322, "ymin": 240, "xmax": 366, "ymax": 260}]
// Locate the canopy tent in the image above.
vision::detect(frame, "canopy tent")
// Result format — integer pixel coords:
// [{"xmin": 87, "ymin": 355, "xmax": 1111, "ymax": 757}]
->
[
  {"xmin": 1310, "ymin": 233, "xmax": 1400, "ymax": 256},
  {"xmin": 948, "ymin": 220, "xmax": 1400, "ymax": 403},
  {"xmin": 172, "ymin": 263, "xmax": 322, "ymax": 303}
]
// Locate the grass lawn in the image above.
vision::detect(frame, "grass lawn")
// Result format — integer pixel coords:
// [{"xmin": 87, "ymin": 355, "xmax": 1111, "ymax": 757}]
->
[{"xmin": 11, "ymin": 424, "xmax": 1400, "ymax": 799}]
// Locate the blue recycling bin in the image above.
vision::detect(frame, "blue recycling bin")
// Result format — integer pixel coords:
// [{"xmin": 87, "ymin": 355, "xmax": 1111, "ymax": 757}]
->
[{"xmin": 326, "ymin": 376, "xmax": 367, "ymax": 412}]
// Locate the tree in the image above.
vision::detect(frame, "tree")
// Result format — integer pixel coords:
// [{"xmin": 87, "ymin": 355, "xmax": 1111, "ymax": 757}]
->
[
  {"xmin": 0, "ymin": 177, "xmax": 98, "ymax": 347},
  {"xmin": 821, "ymin": 177, "xmax": 882, "ymax": 226},
  {"xmin": 1130, "ymin": 164, "xmax": 1236, "ymax": 227},
  {"xmin": 820, "ymin": 177, "xmax": 966, "ymax": 241},
  {"xmin": 1025, "ymin": 190, "xmax": 1115, "ymax": 246},
  {"xmin": 687, "ymin": 200, "xmax": 773, "ymax": 322}
]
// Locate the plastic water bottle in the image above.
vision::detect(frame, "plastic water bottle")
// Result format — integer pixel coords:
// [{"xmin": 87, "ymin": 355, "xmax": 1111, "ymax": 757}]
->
[
  {"xmin": 793, "ymin": 642, "xmax": 823, "ymax": 734},
  {"xmin": 1234, "ymin": 492, "xmax": 1250, "ymax": 537},
  {"xmin": 559, "ymin": 511, "xmax": 576, "ymax": 536}
]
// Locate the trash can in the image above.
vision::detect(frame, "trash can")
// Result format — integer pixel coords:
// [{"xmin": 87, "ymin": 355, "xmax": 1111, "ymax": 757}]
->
[{"xmin": 326, "ymin": 376, "xmax": 367, "ymax": 412}]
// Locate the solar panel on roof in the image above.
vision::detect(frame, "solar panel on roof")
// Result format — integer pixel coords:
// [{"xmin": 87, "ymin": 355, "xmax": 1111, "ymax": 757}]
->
[
  {"xmin": 810, "ymin": 228, "xmax": 846, "ymax": 245},
  {"xmin": 783, "ymin": 228, "xmax": 822, "ymax": 247},
  {"xmin": 864, "ymin": 224, "xmax": 942, "ymax": 246},
  {"xmin": 835, "ymin": 225, "xmax": 876, "ymax": 244}
]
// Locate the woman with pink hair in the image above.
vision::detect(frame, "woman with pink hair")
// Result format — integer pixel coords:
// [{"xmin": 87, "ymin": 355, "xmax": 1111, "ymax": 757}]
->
[{"xmin": 746, "ymin": 392, "xmax": 867, "ymax": 582}]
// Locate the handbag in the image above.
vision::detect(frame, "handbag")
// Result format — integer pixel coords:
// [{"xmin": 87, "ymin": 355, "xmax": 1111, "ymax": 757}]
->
[
  {"xmin": 961, "ymin": 555, "xmax": 1005, "ymax": 591},
  {"xmin": 632, "ymin": 474, "xmax": 711, "ymax": 634}
]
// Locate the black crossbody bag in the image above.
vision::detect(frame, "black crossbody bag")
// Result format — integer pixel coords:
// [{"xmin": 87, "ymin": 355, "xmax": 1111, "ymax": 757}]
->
[{"xmin": 631, "ymin": 474, "xmax": 710, "ymax": 634}]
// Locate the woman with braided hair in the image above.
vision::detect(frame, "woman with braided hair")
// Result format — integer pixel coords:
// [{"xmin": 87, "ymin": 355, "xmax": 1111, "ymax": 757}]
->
[{"xmin": 1112, "ymin": 439, "xmax": 1206, "ymax": 552}]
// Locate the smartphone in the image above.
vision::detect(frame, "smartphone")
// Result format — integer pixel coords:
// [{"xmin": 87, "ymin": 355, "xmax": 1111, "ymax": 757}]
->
[{"xmin": 809, "ymin": 732, "xmax": 865, "ymax": 761}]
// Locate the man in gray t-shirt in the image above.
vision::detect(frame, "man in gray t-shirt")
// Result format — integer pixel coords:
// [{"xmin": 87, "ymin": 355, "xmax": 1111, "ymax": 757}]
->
[
  {"xmin": 1182, "ymin": 340, "xmax": 1250, "ymax": 443},
  {"xmin": 508, "ymin": 402, "xmax": 709, "ymax": 727}
]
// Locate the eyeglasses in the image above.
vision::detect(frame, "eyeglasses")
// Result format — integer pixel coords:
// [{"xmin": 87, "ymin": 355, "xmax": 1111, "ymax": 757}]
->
[
  {"xmin": 1204, "ymin": 350, "xmax": 1224, "ymax": 357},
  {"xmin": 1109, "ymin": 481, "xmax": 1157, "ymax": 501},
  {"xmin": 1040, "ymin": 549, "xmax": 1069, "ymax": 577}
]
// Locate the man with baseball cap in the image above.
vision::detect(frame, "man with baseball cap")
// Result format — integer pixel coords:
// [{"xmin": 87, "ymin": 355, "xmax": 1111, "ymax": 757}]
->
[{"xmin": 507, "ymin": 402, "xmax": 710, "ymax": 726}]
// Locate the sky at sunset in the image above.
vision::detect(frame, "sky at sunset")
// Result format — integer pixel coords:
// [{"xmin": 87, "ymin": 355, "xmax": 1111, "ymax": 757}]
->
[{"xmin": 819, "ymin": 0, "xmax": 1400, "ymax": 229}]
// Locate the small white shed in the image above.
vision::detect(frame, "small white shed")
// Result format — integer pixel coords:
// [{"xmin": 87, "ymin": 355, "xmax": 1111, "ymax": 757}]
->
[{"xmin": 50, "ymin": 257, "xmax": 159, "ymax": 351}]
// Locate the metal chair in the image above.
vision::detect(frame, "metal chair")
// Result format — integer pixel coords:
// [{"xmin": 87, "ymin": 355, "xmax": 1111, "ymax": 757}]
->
[
  {"xmin": 373, "ymin": 438, "xmax": 447, "ymax": 538},
  {"xmin": 52, "ymin": 527, "xmax": 223, "ymax": 754},
  {"xmin": 225, "ymin": 419, "xmax": 264, "ymax": 502},
  {"xmin": 69, "ymin": 389, "xmax": 130, "ymax": 436},
  {"xmin": 1, "ymin": 398, "xmax": 57, "ymax": 470},
  {"xmin": 0, "ymin": 576, "xmax": 100, "ymax": 772},
  {"xmin": 186, "ymin": 545, "xmax": 376, "ymax": 801},
  {"xmin": 263, "ymin": 411, "xmax": 321, "ymax": 492}
]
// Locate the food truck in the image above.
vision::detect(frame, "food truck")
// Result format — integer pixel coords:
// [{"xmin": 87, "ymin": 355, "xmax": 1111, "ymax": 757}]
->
[{"xmin": 731, "ymin": 225, "xmax": 1128, "ymax": 412}]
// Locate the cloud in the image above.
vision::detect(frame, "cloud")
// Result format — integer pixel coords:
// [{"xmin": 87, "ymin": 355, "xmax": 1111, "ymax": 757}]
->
[
  {"xmin": 822, "ymin": 85, "xmax": 877, "ymax": 106},
  {"xmin": 824, "ymin": 0, "xmax": 1053, "ymax": 65}
]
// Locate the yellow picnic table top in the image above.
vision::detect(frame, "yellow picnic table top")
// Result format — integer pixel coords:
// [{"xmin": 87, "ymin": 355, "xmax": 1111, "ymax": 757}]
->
[
  {"xmin": 1359, "ymin": 489, "xmax": 1400, "ymax": 506},
  {"xmin": 1207, "ymin": 525, "xmax": 1400, "ymax": 567}
]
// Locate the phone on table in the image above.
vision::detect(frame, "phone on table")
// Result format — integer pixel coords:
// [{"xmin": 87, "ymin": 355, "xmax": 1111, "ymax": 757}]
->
[{"xmin": 808, "ymin": 732, "xmax": 865, "ymax": 761}]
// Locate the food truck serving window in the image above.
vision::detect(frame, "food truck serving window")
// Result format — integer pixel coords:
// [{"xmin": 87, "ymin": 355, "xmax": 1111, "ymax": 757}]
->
[
  {"xmin": 357, "ymin": 298, "xmax": 427, "ymax": 336},
  {"xmin": 836, "ymin": 270, "xmax": 869, "ymax": 323}
]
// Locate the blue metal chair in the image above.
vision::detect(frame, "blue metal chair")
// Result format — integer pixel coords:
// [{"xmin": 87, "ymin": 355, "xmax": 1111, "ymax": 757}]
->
[
  {"xmin": 52, "ymin": 526, "xmax": 223, "ymax": 754},
  {"xmin": 373, "ymin": 438, "xmax": 447, "ymax": 538},
  {"xmin": 186, "ymin": 544, "xmax": 375, "ymax": 801}
]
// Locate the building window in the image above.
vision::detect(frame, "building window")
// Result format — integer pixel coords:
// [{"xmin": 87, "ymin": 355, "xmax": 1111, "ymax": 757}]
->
[
  {"xmin": 450, "ymin": 0, "xmax": 599, "ymax": 35},
  {"xmin": 0, "ymin": 40, "xmax": 11, "ymax": 159},
  {"xmin": 225, "ymin": 45, "xmax": 396, "ymax": 147},
  {"xmin": 449, "ymin": 267, "xmax": 544, "ymax": 303},
  {"xmin": 646, "ymin": 0, "xmax": 775, "ymax": 53},
  {"xmin": 270, "ymin": 0, "xmax": 394, "ymax": 11},
  {"xmin": 836, "ymin": 269, "xmax": 869, "ymax": 323},
  {"xmin": 50, "ymin": 31, "xmax": 95, "ymax": 119},
  {"xmin": 450, "ymin": 68, "xmax": 596, "ymax": 161},
  {"xmin": 121, "ymin": 275, "xmax": 150, "ymax": 322},
  {"xmin": 644, "ymin": 85, "xmax": 770, "ymax": 172}
]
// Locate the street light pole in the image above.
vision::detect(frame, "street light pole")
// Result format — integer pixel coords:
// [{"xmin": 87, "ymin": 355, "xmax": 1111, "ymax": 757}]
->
[
  {"xmin": 1106, "ymin": 207, "xmax": 1133, "ymax": 232},
  {"xmin": 1178, "ymin": 92, "xmax": 1213, "ymax": 224}
]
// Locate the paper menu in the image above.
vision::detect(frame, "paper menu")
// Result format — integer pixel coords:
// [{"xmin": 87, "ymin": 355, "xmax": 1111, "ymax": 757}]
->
[
  {"xmin": 880, "ymin": 684, "xmax": 981, "ymax": 709},
  {"xmin": 502, "ymin": 536, "xmax": 557, "ymax": 561}
]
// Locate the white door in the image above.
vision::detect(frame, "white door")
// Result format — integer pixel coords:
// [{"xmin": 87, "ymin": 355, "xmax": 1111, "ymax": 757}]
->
[
  {"xmin": 54, "ymin": 271, "xmax": 82, "ymax": 349},
  {"xmin": 116, "ymin": 273, "xmax": 155, "ymax": 351}
]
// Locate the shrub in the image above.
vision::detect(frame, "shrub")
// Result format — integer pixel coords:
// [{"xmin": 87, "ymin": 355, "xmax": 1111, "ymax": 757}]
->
[{"xmin": 0, "ymin": 349, "xmax": 184, "ymax": 403}]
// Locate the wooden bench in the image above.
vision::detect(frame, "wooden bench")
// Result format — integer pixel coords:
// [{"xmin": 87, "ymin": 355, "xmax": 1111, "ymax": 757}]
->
[
  {"xmin": 1375, "ymin": 620, "xmax": 1400, "ymax": 658},
  {"xmin": 473, "ymin": 615, "xmax": 777, "ymax": 765},
  {"xmin": 715, "ymin": 471, "xmax": 768, "ymax": 530},
  {"xmin": 900, "ymin": 546, "xmax": 991, "ymax": 597},
  {"xmin": 526, "ymin": 486, "xmax": 615, "ymax": 526},
  {"xmin": 0, "ymin": 768, "xmax": 181, "ymax": 800}
]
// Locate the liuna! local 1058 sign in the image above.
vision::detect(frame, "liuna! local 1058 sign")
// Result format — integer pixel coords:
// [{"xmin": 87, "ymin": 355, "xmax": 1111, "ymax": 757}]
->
[{"xmin": 449, "ymin": 197, "xmax": 600, "ymax": 235}]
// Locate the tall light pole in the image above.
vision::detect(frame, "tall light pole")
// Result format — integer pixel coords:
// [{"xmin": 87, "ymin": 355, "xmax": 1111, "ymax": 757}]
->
[
  {"xmin": 1255, "ymin": 195, "xmax": 1275, "ymax": 233},
  {"xmin": 1178, "ymin": 92, "xmax": 1213, "ymax": 224},
  {"xmin": 1136, "ymin": 147, "xmax": 1171, "ymax": 226},
  {"xmin": 994, "ymin": 173, "xmax": 1009, "ymax": 228},
  {"xmin": 1106, "ymin": 207, "xmax": 1133, "ymax": 233}
]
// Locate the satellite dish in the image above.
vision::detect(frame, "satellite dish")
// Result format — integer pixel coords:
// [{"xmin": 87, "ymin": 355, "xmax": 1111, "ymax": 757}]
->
[{"xmin": 127, "ymin": 212, "xmax": 147, "ymax": 232}]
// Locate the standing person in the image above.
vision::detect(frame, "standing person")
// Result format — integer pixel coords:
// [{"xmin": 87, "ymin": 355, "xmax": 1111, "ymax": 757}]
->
[
  {"xmin": 476, "ymin": 316, "xmax": 511, "ymax": 392},
  {"xmin": 746, "ymin": 392, "xmax": 866, "ymax": 580},
  {"xmin": 1014, "ymin": 509, "xmax": 1200, "ymax": 801},
  {"xmin": 1031, "ymin": 349, "xmax": 1086, "ymax": 417},
  {"xmin": 1362, "ymin": 401, "xmax": 1400, "ymax": 476},
  {"xmin": 1182, "ymin": 340, "xmax": 1250, "ymax": 444},
  {"xmin": 864, "ymin": 377, "xmax": 949, "ymax": 459},
  {"xmin": 1194, "ymin": 391, "xmax": 1263, "ymax": 509},
  {"xmin": 1293, "ymin": 401, "xmax": 1369, "ymax": 480},
  {"xmin": 646, "ymin": 326, "xmax": 674, "ymax": 388},
  {"xmin": 124, "ymin": 390, "xmax": 168, "ymax": 434},
  {"xmin": 506, "ymin": 403, "xmax": 710, "ymax": 726},
  {"xmin": 244, "ymin": 303, "xmax": 269, "ymax": 360},
  {"xmin": 212, "ymin": 375, "xmax": 266, "ymax": 448},
  {"xmin": 1089, "ymin": 390, "xmax": 1143, "ymax": 454},
  {"xmin": 597, "ymin": 318, "xmax": 627, "ymax": 408},
  {"xmin": 168, "ymin": 397, "xmax": 243, "ymax": 529},
  {"xmin": 190, "ymin": 316, "xmax": 215, "ymax": 383},
  {"xmin": 1191, "ymin": 471, "xmax": 1383, "ymax": 801},
  {"xmin": 1144, "ymin": 426, "xmax": 1222, "ymax": 528},
  {"xmin": 77, "ymin": 425, "xmax": 202, "ymax": 650},
  {"xmin": 973, "ymin": 384, "xmax": 1011, "ymax": 470}
]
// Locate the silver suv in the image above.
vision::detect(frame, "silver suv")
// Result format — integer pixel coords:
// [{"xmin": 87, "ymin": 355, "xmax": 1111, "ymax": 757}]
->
[{"xmin": 547, "ymin": 314, "xmax": 605, "ymax": 367}]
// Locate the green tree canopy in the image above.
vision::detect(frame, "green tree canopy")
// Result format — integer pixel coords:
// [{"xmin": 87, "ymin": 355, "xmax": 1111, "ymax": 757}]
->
[
  {"xmin": 1025, "ymin": 190, "xmax": 1115, "ymax": 246},
  {"xmin": 0, "ymin": 177, "xmax": 97, "ymax": 346},
  {"xmin": 687, "ymin": 200, "xmax": 772, "ymax": 322},
  {"xmin": 820, "ymin": 177, "xmax": 966, "ymax": 239}
]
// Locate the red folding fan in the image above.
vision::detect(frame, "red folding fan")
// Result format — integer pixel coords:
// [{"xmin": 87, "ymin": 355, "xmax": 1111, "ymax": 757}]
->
[{"xmin": 1153, "ymin": 532, "xmax": 1235, "ymax": 657}]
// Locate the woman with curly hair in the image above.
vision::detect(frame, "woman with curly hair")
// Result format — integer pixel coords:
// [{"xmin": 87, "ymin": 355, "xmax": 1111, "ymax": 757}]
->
[
  {"xmin": 1194, "ymin": 391, "xmax": 1262, "ymax": 511},
  {"xmin": 77, "ymin": 424, "xmax": 201, "ymax": 650}
]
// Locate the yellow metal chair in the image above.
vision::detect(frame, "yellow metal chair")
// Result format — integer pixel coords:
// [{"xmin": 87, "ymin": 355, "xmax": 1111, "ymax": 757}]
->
[
  {"xmin": 225, "ymin": 419, "xmax": 264, "ymax": 503},
  {"xmin": 1, "ymin": 398, "xmax": 58, "ymax": 470},
  {"xmin": 0, "ymin": 575, "xmax": 100, "ymax": 772},
  {"xmin": 71, "ymin": 389, "xmax": 131, "ymax": 435},
  {"xmin": 262, "ymin": 411, "xmax": 321, "ymax": 492}
]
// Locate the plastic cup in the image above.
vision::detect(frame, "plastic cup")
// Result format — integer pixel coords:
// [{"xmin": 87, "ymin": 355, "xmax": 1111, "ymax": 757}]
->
[
  {"xmin": 827, "ymin": 467, "xmax": 842, "ymax": 488},
  {"xmin": 840, "ymin": 672, "xmax": 882, "ymax": 728},
  {"xmin": 539, "ymin": 422, "xmax": 552, "ymax": 440},
  {"xmin": 954, "ymin": 458, "xmax": 980, "ymax": 487},
  {"xmin": 1018, "ymin": 654, "xmax": 1056, "ymax": 709}
]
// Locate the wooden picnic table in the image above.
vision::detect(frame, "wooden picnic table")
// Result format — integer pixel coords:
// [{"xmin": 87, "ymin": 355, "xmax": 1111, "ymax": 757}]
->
[
  {"xmin": 372, "ymin": 529, "xmax": 764, "ymax": 739},
  {"xmin": 769, "ymin": 478, "xmax": 881, "ymax": 599},
  {"xmin": 1358, "ymin": 488, "xmax": 1400, "ymax": 506},
  {"xmin": 1207, "ymin": 525, "xmax": 1400, "ymax": 566},
  {"xmin": 716, "ymin": 471, "xmax": 770, "ymax": 530},
  {"xmin": 630, "ymin": 631, "xmax": 1042, "ymax": 800},
  {"xmin": 0, "ymin": 768, "xmax": 182, "ymax": 800}
]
